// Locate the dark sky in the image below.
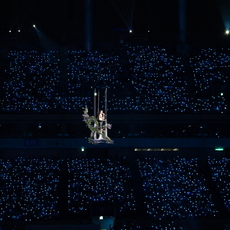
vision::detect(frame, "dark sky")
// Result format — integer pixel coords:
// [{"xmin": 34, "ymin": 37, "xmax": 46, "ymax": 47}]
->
[{"xmin": 0, "ymin": 0, "xmax": 227, "ymax": 43}]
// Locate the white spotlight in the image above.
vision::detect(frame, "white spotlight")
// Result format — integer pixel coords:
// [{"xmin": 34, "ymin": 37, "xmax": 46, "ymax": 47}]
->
[
  {"xmin": 18, "ymin": 29, "xmax": 20, "ymax": 33},
  {"xmin": 226, "ymin": 30, "xmax": 229, "ymax": 35},
  {"xmin": 33, "ymin": 24, "xmax": 36, "ymax": 28},
  {"xmin": 129, "ymin": 29, "xmax": 132, "ymax": 33},
  {"xmin": 9, "ymin": 30, "xmax": 12, "ymax": 33}
]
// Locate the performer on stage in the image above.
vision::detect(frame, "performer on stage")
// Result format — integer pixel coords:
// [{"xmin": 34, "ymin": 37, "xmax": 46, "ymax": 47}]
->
[
  {"xmin": 98, "ymin": 110, "xmax": 106, "ymax": 127},
  {"xmin": 97, "ymin": 110, "xmax": 106, "ymax": 140}
]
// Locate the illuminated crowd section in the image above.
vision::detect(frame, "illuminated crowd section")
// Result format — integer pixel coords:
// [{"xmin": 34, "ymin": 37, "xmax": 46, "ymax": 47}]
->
[
  {"xmin": 67, "ymin": 158, "xmax": 136, "ymax": 216},
  {"xmin": 0, "ymin": 156, "xmax": 230, "ymax": 225},
  {"xmin": 208, "ymin": 157, "xmax": 230, "ymax": 213},
  {"xmin": 0, "ymin": 157, "xmax": 61, "ymax": 221},
  {"xmin": 138, "ymin": 157, "xmax": 218, "ymax": 220},
  {"xmin": 1, "ymin": 46, "xmax": 229, "ymax": 114},
  {"xmin": 110, "ymin": 222, "xmax": 185, "ymax": 230}
]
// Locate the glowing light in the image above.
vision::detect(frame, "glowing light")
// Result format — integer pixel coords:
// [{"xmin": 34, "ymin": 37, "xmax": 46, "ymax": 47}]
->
[
  {"xmin": 129, "ymin": 29, "xmax": 132, "ymax": 33},
  {"xmin": 9, "ymin": 30, "xmax": 11, "ymax": 33},
  {"xmin": 33, "ymin": 24, "xmax": 36, "ymax": 28},
  {"xmin": 81, "ymin": 147, "xmax": 85, "ymax": 152},
  {"xmin": 99, "ymin": 216, "xmax": 103, "ymax": 220},
  {"xmin": 18, "ymin": 29, "xmax": 20, "ymax": 33},
  {"xmin": 215, "ymin": 147, "xmax": 224, "ymax": 151},
  {"xmin": 226, "ymin": 30, "xmax": 229, "ymax": 35}
]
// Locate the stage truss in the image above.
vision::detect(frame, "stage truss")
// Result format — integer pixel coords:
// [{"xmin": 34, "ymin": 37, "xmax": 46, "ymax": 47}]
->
[{"xmin": 82, "ymin": 87, "xmax": 113, "ymax": 144}]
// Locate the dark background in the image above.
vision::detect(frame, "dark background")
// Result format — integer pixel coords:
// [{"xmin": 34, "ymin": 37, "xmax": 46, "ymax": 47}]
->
[{"xmin": 0, "ymin": 0, "xmax": 229, "ymax": 46}]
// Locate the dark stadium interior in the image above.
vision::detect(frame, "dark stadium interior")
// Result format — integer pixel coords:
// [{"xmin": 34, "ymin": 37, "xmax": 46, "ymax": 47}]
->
[{"xmin": 1, "ymin": 0, "xmax": 230, "ymax": 230}]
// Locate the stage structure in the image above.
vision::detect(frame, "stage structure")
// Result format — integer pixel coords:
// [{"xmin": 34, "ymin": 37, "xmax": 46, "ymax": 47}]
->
[{"xmin": 82, "ymin": 70, "xmax": 113, "ymax": 144}]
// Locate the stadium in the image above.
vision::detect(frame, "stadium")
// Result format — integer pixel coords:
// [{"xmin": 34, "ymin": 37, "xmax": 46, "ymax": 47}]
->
[{"xmin": 1, "ymin": 0, "xmax": 230, "ymax": 229}]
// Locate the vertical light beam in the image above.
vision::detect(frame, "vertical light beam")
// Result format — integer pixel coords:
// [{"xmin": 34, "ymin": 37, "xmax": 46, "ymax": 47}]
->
[
  {"xmin": 178, "ymin": 0, "xmax": 187, "ymax": 45},
  {"xmin": 85, "ymin": 0, "xmax": 93, "ymax": 51}
]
